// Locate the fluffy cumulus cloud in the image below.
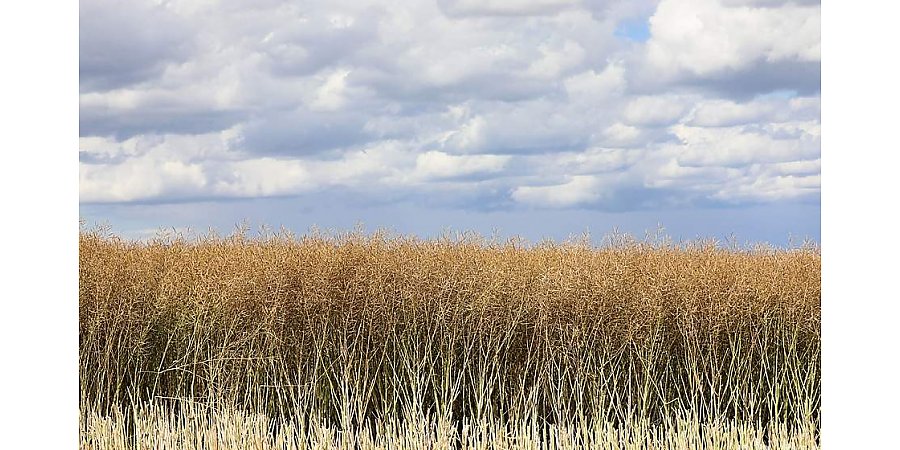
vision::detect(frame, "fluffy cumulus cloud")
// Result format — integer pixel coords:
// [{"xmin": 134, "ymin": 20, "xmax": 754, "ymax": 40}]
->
[
  {"xmin": 639, "ymin": 0, "xmax": 820, "ymax": 96},
  {"xmin": 80, "ymin": 0, "xmax": 820, "ymax": 234}
]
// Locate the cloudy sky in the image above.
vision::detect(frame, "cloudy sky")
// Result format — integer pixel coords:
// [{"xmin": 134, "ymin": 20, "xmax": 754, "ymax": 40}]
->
[{"xmin": 79, "ymin": 0, "xmax": 820, "ymax": 244}]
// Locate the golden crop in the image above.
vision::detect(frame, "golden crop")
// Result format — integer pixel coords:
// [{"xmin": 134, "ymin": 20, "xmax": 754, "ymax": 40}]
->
[{"xmin": 79, "ymin": 227, "xmax": 820, "ymax": 449}]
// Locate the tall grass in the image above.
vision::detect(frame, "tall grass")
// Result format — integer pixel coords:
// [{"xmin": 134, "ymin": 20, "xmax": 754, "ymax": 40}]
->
[{"xmin": 79, "ymin": 227, "xmax": 820, "ymax": 449}]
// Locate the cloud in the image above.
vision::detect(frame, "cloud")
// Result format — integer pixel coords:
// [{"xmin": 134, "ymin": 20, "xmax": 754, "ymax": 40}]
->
[
  {"xmin": 236, "ymin": 109, "xmax": 372, "ymax": 156},
  {"xmin": 79, "ymin": 131, "xmax": 237, "ymax": 202},
  {"xmin": 646, "ymin": 0, "xmax": 819, "ymax": 75},
  {"xmin": 413, "ymin": 151, "xmax": 511, "ymax": 180},
  {"xmin": 688, "ymin": 99, "xmax": 777, "ymax": 127},
  {"xmin": 638, "ymin": 0, "xmax": 820, "ymax": 96},
  {"xmin": 437, "ymin": 0, "xmax": 582, "ymax": 17},
  {"xmin": 209, "ymin": 158, "xmax": 313, "ymax": 198},
  {"xmin": 622, "ymin": 95, "xmax": 690, "ymax": 127},
  {"xmin": 80, "ymin": 155, "xmax": 208, "ymax": 203},
  {"xmin": 720, "ymin": 0, "xmax": 820, "ymax": 6},
  {"xmin": 258, "ymin": 8, "xmax": 380, "ymax": 78},
  {"xmin": 80, "ymin": 0, "xmax": 194, "ymax": 92},
  {"xmin": 512, "ymin": 175, "xmax": 605, "ymax": 207},
  {"xmin": 439, "ymin": 100, "xmax": 598, "ymax": 154},
  {"xmin": 711, "ymin": 173, "xmax": 820, "ymax": 203},
  {"xmin": 768, "ymin": 158, "xmax": 820, "ymax": 176},
  {"xmin": 310, "ymin": 70, "xmax": 353, "ymax": 111},
  {"xmin": 677, "ymin": 60, "xmax": 820, "ymax": 98},
  {"xmin": 79, "ymin": 131, "xmax": 238, "ymax": 166},
  {"xmin": 80, "ymin": 96, "xmax": 245, "ymax": 140},
  {"xmin": 531, "ymin": 147, "xmax": 639, "ymax": 175},
  {"xmin": 563, "ymin": 63, "xmax": 626, "ymax": 99},
  {"xmin": 669, "ymin": 121, "xmax": 820, "ymax": 167},
  {"xmin": 79, "ymin": 0, "xmax": 820, "ymax": 221},
  {"xmin": 526, "ymin": 40, "xmax": 587, "ymax": 79},
  {"xmin": 600, "ymin": 122, "xmax": 676, "ymax": 148},
  {"xmin": 686, "ymin": 94, "xmax": 819, "ymax": 127}
]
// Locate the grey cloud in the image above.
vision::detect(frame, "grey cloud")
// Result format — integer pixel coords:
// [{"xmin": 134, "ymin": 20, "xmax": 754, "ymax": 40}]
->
[
  {"xmin": 356, "ymin": 70, "xmax": 558, "ymax": 105},
  {"xmin": 398, "ymin": 183, "xmax": 517, "ymax": 211},
  {"xmin": 80, "ymin": 0, "xmax": 194, "ymax": 93},
  {"xmin": 683, "ymin": 60, "xmax": 820, "ymax": 100},
  {"xmin": 80, "ymin": 104, "xmax": 245, "ymax": 140},
  {"xmin": 237, "ymin": 109, "xmax": 373, "ymax": 156},
  {"xmin": 595, "ymin": 186, "xmax": 716, "ymax": 211},
  {"xmin": 446, "ymin": 109, "xmax": 594, "ymax": 155},
  {"xmin": 630, "ymin": 59, "xmax": 820, "ymax": 100},
  {"xmin": 79, "ymin": 150, "xmax": 124, "ymax": 165},
  {"xmin": 261, "ymin": 13, "xmax": 379, "ymax": 77},
  {"xmin": 347, "ymin": 12, "xmax": 613, "ymax": 105},
  {"xmin": 598, "ymin": 124, "xmax": 679, "ymax": 149}
]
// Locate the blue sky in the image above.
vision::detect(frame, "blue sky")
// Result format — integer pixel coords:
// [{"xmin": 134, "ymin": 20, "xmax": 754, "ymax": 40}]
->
[
  {"xmin": 614, "ymin": 17, "xmax": 651, "ymax": 42},
  {"xmin": 79, "ymin": 0, "xmax": 821, "ymax": 245}
]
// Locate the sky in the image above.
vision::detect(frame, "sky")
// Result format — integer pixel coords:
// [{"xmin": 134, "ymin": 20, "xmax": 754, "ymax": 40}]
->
[{"xmin": 79, "ymin": 0, "xmax": 821, "ymax": 245}]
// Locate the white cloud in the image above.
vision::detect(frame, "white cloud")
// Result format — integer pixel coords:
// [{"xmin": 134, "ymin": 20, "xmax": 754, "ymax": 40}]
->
[
  {"xmin": 211, "ymin": 158, "xmax": 312, "ymax": 198},
  {"xmin": 310, "ymin": 69, "xmax": 352, "ymax": 111},
  {"xmin": 526, "ymin": 40, "xmax": 586, "ymax": 79},
  {"xmin": 443, "ymin": 116, "xmax": 488, "ymax": 152},
  {"xmin": 669, "ymin": 121, "xmax": 820, "ymax": 167},
  {"xmin": 622, "ymin": 95, "xmax": 690, "ymax": 127},
  {"xmin": 438, "ymin": 0, "xmax": 582, "ymax": 17},
  {"xmin": 542, "ymin": 148, "xmax": 639, "ymax": 174},
  {"xmin": 712, "ymin": 173, "xmax": 820, "ymax": 202},
  {"xmin": 80, "ymin": 157, "xmax": 207, "ymax": 203},
  {"xmin": 563, "ymin": 62, "xmax": 626, "ymax": 100},
  {"xmin": 512, "ymin": 176, "xmax": 605, "ymax": 207},
  {"xmin": 79, "ymin": 131, "xmax": 238, "ymax": 164},
  {"xmin": 414, "ymin": 151, "xmax": 510, "ymax": 180},
  {"xmin": 312, "ymin": 141, "xmax": 413, "ymax": 187},
  {"xmin": 687, "ymin": 95, "xmax": 820, "ymax": 126},
  {"xmin": 768, "ymin": 158, "xmax": 820, "ymax": 176},
  {"xmin": 645, "ymin": 0, "xmax": 820, "ymax": 77},
  {"xmin": 645, "ymin": 159, "xmax": 738, "ymax": 192},
  {"xmin": 602, "ymin": 123, "xmax": 648, "ymax": 147},
  {"xmin": 440, "ymin": 99, "xmax": 597, "ymax": 154},
  {"xmin": 688, "ymin": 98, "xmax": 776, "ymax": 127},
  {"xmin": 719, "ymin": 0, "xmax": 821, "ymax": 9}
]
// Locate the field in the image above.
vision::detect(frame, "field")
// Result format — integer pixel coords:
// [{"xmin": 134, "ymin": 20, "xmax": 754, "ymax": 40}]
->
[{"xmin": 79, "ymin": 227, "xmax": 820, "ymax": 449}]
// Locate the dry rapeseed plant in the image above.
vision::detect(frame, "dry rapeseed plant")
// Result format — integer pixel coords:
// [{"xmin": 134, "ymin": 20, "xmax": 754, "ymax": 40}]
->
[{"xmin": 79, "ymin": 227, "xmax": 820, "ymax": 449}]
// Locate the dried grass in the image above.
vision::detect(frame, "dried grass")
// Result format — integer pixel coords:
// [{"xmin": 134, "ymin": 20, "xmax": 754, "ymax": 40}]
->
[{"xmin": 79, "ymin": 226, "xmax": 820, "ymax": 449}]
